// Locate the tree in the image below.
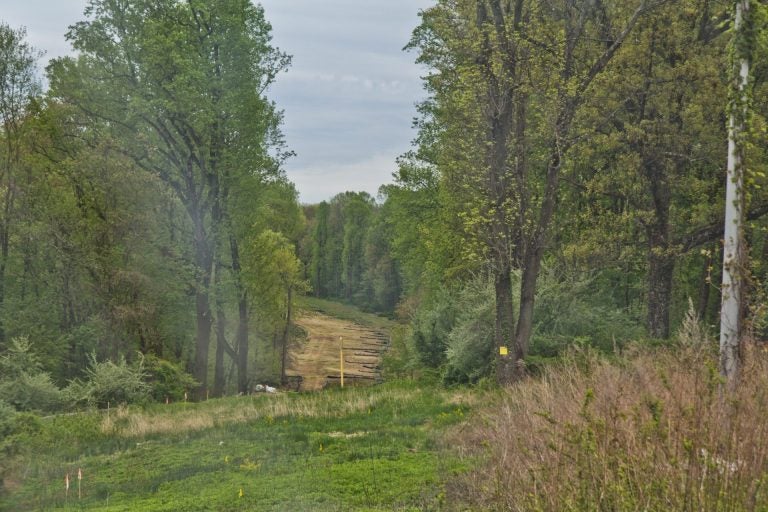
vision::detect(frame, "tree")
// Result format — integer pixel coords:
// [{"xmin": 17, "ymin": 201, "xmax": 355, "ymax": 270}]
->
[
  {"xmin": 0, "ymin": 24, "xmax": 41, "ymax": 346},
  {"xmin": 49, "ymin": 0, "xmax": 289, "ymax": 397},
  {"xmin": 721, "ymin": 0, "xmax": 752, "ymax": 383},
  {"xmin": 409, "ymin": 0, "xmax": 657, "ymax": 383},
  {"xmin": 565, "ymin": 0, "xmax": 732, "ymax": 338},
  {"xmin": 243, "ymin": 229, "xmax": 307, "ymax": 385}
]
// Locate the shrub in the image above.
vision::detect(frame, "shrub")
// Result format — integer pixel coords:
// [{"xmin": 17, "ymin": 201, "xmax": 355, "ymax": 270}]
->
[
  {"xmin": 444, "ymin": 276, "xmax": 496, "ymax": 383},
  {"xmin": 530, "ymin": 266, "xmax": 644, "ymax": 357},
  {"xmin": 411, "ymin": 288, "xmax": 456, "ymax": 368},
  {"xmin": 0, "ymin": 372, "xmax": 63, "ymax": 413},
  {"xmin": 0, "ymin": 336, "xmax": 65, "ymax": 413},
  {"xmin": 142, "ymin": 354, "xmax": 198, "ymax": 402},
  {"xmin": 79, "ymin": 353, "xmax": 150, "ymax": 408}
]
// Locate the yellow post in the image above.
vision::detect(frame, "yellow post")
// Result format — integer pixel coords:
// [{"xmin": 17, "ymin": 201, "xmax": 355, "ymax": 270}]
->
[{"xmin": 339, "ymin": 336, "xmax": 344, "ymax": 388}]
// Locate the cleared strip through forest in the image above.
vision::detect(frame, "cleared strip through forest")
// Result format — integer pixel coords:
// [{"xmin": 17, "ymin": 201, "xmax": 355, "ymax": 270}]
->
[{"xmin": 286, "ymin": 311, "xmax": 389, "ymax": 391}]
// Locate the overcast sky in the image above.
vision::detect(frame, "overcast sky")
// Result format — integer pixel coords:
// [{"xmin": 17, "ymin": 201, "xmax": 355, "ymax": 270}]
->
[{"xmin": 1, "ymin": 0, "xmax": 433, "ymax": 203}]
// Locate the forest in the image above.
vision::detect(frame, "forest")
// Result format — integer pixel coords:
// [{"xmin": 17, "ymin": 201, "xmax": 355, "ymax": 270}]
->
[
  {"xmin": 0, "ymin": 0, "xmax": 767, "ymax": 407},
  {"xmin": 306, "ymin": 0, "xmax": 768, "ymax": 384},
  {"xmin": 2, "ymin": 0, "xmax": 768, "ymax": 509}
]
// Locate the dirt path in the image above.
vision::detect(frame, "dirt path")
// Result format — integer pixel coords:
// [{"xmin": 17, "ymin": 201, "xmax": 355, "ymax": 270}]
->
[{"xmin": 286, "ymin": 312, "xmax": 389, "ymax": 391}]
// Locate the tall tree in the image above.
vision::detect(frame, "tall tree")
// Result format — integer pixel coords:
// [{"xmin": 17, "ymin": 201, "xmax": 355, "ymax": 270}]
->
[
  {"xmin": 409, "ymin": 0, "xmax": 657, "ymax": 382},
  {"xmin": 0, "ymin": 24, "xmax": 41, "ymax": 346},
  {"xmin": 565, "ymin": 0, "xmax": 731, "ymax": 338},
  {"xmin": 49, "ymin": 0, "xmax": 289, "ymax": 397}
]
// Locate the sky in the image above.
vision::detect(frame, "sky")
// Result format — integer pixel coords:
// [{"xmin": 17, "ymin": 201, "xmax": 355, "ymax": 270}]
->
[{"xmin": 1, "ymin": 0, "xmax": 433, "ymax": 203}]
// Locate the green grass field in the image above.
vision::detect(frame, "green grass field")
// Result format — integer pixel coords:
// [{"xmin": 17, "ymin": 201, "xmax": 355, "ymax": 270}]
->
[{"xmin": 2, "ymin": 381, "xmax": 475, "ymax": 511}]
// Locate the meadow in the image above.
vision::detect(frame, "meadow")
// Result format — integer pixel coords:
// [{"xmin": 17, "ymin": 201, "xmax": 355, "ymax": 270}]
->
[{"xmin": 2, "ymin": 382, "xmax": 475, "ymax": 511}]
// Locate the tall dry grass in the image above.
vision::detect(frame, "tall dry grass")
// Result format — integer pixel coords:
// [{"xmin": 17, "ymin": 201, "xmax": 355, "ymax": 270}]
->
[
  {"xmin": 449, "ymin": 343, "xmax": 768, "ymax": 511},
  {"xmin": 101, "ymin": 386, "xmax": 422, "ymax": 438}
]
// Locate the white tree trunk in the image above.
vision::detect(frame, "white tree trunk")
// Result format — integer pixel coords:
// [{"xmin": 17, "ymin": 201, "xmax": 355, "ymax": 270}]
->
[{"xmin": 720, "ymin": 0, "xmax": 750, "ymax": 383}]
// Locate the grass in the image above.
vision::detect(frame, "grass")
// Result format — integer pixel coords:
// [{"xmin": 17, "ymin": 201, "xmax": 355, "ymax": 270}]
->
[
  {"xmin": 298, "ymin": 296, "xmax": 396, "ymax": 331},
  {"xmin": 448, "ymin": 343, "xmax": 768, "ymax": 511},
  {"xmin": 1, "ymin": 381, "xmax": 474, "ymax": 511}
]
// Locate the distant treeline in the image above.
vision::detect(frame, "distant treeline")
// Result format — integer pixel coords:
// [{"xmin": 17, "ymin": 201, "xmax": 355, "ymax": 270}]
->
[{"xmin": 301, "ymin": 192, "xmax": 402, "ymax": 314}]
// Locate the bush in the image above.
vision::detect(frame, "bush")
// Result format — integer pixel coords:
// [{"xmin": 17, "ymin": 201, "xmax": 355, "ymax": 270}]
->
[
  {"xmin": 411, "ymin": 288, "xmax": 456, "ymax": 368},
  {"xmin": 0, "ymin": 336, "xmax": 65, "ymax": 413},
  {"xmin": 0, "ymin": 372, "xmax": 63, "ymax": 414},
  {"xmin": 530, "ymin": 266, "xmax": 644, "ymax": 358},
  {"xmin": 75, "ymin": 353, "xmax": 150, "ymax": 408},
  {"xmin": 444, "ymin": 276, "xmax": 496, "ymax": 384},
  {"xmin": 143, "ymin": 354, "xmax": 198, "ymax": 402}
]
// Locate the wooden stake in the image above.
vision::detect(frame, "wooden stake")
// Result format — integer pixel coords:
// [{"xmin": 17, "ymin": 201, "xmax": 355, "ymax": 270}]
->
[{"xmin": 339, "ymin": 336, "xmax": 344, "ymax": 388}]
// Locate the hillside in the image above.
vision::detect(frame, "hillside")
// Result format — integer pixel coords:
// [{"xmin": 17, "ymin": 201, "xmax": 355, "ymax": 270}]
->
[{"xmin": 1, "ymin": 382, "xmax": 473, "ymax": 511}]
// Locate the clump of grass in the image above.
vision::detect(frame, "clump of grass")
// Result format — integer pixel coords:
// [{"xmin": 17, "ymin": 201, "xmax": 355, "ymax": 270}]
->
[{"xmin": 449, "ymin": 343, "xmax": 768, "ymax": 511}]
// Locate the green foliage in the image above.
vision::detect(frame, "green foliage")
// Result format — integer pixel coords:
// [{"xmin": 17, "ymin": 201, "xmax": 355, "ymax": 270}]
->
[
  {"xmin": 142, "ymin": 355, "xmax": 198, "ymax": 402},
  {"xmin": 444, "ymin": 277, "xmax": 496, "ymax": 384},
  {"xmin": 0, "ymin": 400, "xmax": 16, "ymax": 440},
  {"xmin": 0, "ymin": 372, "xmax": 63, "ymax": 414},
  {"xmin": 0, "ymin": 338, "xmax": 63, "ymax": 413},
  {"xmin": 530, "ymin": 267, "xmax": 646, "ymax": 358},
  {"xmin": 303, "ymin": 192, "xmax": 402, "ymax": 314},
  {"xmin": 0, "ymin": 337, "xmax": 41, "ymax": 379},
  {"xmin": 75, "ymin": 354, "xmax": 150, "ymax": 408},
  {"xmin": 411, "ymin": 289, "xmax": 455, "ymax": 369}
]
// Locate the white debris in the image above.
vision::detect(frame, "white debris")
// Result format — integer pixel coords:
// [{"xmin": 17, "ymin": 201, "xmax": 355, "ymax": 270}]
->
[{"xmin": 252, "ymin": 384, "xmax": 278, "ymax": 394}]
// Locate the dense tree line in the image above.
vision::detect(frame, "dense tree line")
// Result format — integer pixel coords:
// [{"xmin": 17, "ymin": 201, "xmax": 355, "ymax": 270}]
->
[
  {"xmin": 303, "ymin": 192, "xmax": 402, "ymax": 313},
  {"xmin": 301, "ymin": 0, "xmax": 768, "ymax": 384},
  {"xmin": 0, "ymin": 0, "xmax": 305, "ymax": 404},
  {"xmin": 3, "ymin": 0, "xmax": 768, "ymax": 399}
]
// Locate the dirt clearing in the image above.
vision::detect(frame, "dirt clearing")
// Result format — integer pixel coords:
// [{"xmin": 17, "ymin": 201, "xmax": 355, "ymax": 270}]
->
[{"xmin": 286, "ymin": 311, "xmax": 389, "ymax": 391}]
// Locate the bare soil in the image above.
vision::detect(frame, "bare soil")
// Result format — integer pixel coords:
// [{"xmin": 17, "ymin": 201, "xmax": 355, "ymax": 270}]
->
[{"xmin": 286, "ymin": 311, "xmax": 389, "ymax": 391}]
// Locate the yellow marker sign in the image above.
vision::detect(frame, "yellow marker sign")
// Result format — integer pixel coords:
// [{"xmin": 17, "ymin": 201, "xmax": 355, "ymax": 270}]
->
[{"xmin": 499, "ymin": 346, "xmax": 508, "ymax": 356}]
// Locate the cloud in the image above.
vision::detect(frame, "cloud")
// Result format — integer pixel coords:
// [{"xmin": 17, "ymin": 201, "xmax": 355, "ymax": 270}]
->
[
  {"xmin": 287, "ymin": 153, "xmax": 400, "ymax": 204},
  {"xmin": 5, "ymin": 0, "xmax": 434, "ymax": 203}
]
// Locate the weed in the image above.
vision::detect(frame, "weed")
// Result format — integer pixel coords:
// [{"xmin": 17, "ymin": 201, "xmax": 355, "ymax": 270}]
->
[{"xmin": 449, "ymin": 344, "xmax": 768, "ymax": 511}]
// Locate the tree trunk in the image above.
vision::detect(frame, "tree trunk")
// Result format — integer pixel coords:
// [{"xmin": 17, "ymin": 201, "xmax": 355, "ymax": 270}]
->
[
  {"xmin": 194, "ymin": 285, "xmax": 213, "ymax": 399},
  {"xmin": 192, "ymin": 211, "xmax": 214, "ymax": 399},
  {"xmin": 514, "ymin": 243, "xmax": 545, "ymax": 378},
  {"xmin": 720, "ymin": 0, "xmax": 749, "ymax": 384},
  {"xmin": 236, "ymin": 294, "xmax": 249, "ymax": 393},
  {"xmin": 213, "ymin": 303, "xmax": 227, "ymax": 397},
  {"xmin": 513, "ymin": 137, "xmax": 565, "ymax": 379},
  {"xmin": 280, "ymin": 286, "xmax": 293, "ymax": 386},
  {"xmin": 494, "ymin": 267, "xmax": 515, "ymax": 384},
  {"xmin": 229, "ymin": 235, "xmax": 250, "ymax": 394},
  {"xmin": 646, "ymin": 248, "xmax": 674, "ymax": 338}
]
